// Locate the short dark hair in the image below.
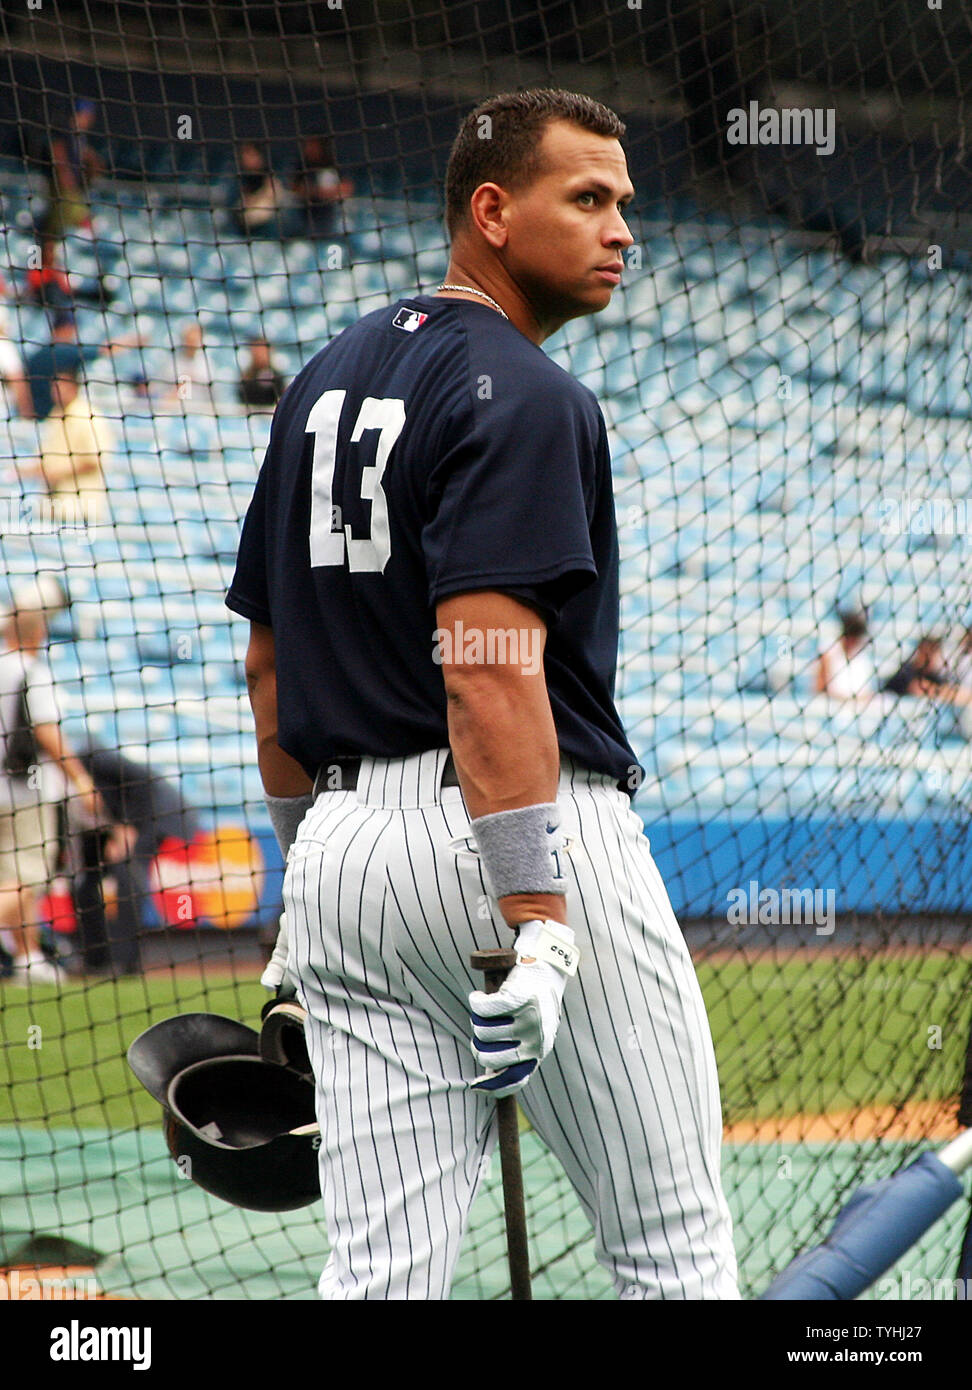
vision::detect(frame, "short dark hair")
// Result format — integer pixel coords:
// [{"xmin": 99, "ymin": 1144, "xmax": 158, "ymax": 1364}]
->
[
  {"xmin": 839, "ymin": 610, "xmax": 869, "ymax": 641},
  {"xmin": 444, "ymin": 88, "xmax": 626, "ymax": 238}
]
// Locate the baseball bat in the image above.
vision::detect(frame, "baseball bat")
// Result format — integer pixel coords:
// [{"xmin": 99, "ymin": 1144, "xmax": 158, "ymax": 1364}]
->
[
  {"xmin": 763, "ymin": 993, "xmax": 972, "ymax": 1301},
  {"xmin": 760, "ymin": 1127, "xmax": 972, "ymax": 1300},
  {"xmin": 956, "ymin": 996, "xmax": 972, "ymax": 1130},
  {"xmin": 470, "ymin": 947, "xmax": 533, "ymax": 1301},
  {"xmin": 954, "ymin": 997, "xmax": 972, "ymax": 1288}
]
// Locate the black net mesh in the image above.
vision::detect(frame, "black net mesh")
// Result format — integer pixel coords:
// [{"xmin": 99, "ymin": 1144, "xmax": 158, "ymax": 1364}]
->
[{"xmin": 1, "ymin": 0, "xmax": 971, "ymax": 1300}]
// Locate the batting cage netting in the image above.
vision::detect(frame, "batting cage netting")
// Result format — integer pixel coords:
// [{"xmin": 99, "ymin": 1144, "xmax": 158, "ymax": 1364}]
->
[{"xmin": 1, "ymin": 0, "xmax": 972, "ymax": 1302}]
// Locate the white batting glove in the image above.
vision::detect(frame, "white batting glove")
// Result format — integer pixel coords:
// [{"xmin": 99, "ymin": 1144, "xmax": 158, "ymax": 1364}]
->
[
  {"xmin": 469, "ymin": 920, "xmax": 579, "ymax": 1099},
  {"xmin": 260, "ymin": 912, "xmax": 291, "ymax": 991}
]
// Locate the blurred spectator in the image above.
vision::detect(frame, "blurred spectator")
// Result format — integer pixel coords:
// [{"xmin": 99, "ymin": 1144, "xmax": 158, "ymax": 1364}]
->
[
  {"xmin": 814, "ymin": 611, "xmax": 876, "ymax": 701},
  {"xmin": 125, "ymin": 370, "xmax": 156, "ymax": 415},
  {"xmin": 64, "ymin": 738, "xmax": 199, "ymax": 976},
  {"xmin": 290, "ymin": 135, "xmax": 353, "ymax": 238},
  {"xmin": 20, "ymin": 367, "xmax": 114, "ymax": 525},
  {"xmin": 24, "ymin": 236, "xmax": 73, "ymax": 311},
  {"xmin": 39, "ymin": 99, "xmax": 104, "ymax": 239},
  {"xmin": 166, "ymin": 320, "xmax": 214, "ymax": 410},
  {"xmin": 882, "ymin": 635, "xmax": 972, "ymax": 704},
  {"xmin": 0, "ymin": 600, "xmax": 103, "ymax": 984},
  {"xmin": 230, "ymin": 141, "xmax": 289, "ymax": 238},
  {"xmin": 24, "ymin": 310, "xmax": 137, "ymax": 421},
  {"xmin": 0, "ymin": 300, "xmax": 32, "ymax": 419},
  {"xmin": 16, "ymin": 574, "xmax": 70, "ymax": 623},
  {"xmin": 953, "ymin": 626, "xmax": 972, "ymax": 692},
  {"xmin": 238, "ymin": 336, "xmax": 285, "ymax": 409},
  {"xmin": 24, "ymin": 236, "xmax": 112, "ymax": 312}
]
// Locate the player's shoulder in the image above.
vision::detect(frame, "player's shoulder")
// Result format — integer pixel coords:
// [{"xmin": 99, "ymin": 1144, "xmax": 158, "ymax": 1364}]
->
[
  {"xmin": 424, "ymin": 298, "xmax": 604, "ymax": 422},
  {"xmin": 275, "ymin": 294, "xmax": 602, "ymax": 430},
  {"xmin": 272, "ymin": 297, "xmax": 443, "ymax": 405}
]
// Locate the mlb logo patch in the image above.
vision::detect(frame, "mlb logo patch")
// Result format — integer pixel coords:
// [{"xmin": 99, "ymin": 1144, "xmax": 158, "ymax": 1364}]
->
[{"xmin": 392, "ymin": 308, "xmax": 428, "ymax": 333}]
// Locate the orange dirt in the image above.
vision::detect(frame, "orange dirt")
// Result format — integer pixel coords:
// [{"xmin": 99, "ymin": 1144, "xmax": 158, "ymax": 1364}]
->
[
  {"xmin": 0, "ymin": 1264, "xmax": 124, "ymax": 1300},
  {"xmin": 725, "ymin": 1099, "xmax": 962, "ymax": 1144}
]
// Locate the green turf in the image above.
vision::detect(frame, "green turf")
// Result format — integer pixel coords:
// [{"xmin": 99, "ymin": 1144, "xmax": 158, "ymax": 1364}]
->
[
  {"xmin": 697, "ymin": 950, "xmax": 971, "ymax": 1121},
  {"xmin": 3, "ymin": 951, "xmax": 969, "ymax": 1131},
  {"xmin": 0, "ymin": 970, "xmax": 265, "ymax": 1129},
  {"xmin": 0, "ymin": 1125, "xmax": 964, "ymax": 1299},
  {"xmin": 3, "ymin": 952, "xmax": 971, "ymax": 1300}
]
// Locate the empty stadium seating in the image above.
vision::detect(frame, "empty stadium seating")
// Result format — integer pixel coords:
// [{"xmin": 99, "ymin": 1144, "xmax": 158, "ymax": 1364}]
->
[{"xmin": 2, "ymin": 177, "xmax": 970, "ymax": 864}]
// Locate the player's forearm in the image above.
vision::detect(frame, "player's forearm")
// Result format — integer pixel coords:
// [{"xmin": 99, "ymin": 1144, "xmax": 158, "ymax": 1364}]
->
[
  {"xmin": 51, "ymin": 142, "xmax": 78, "ymax": 189},
  {"xmin": 33, "ymin": 724, "xmax": 96, "ymax": 794},
  {"xmin": 247, "ymin": 676, "xmax": 313, "ymax": 796},
  {"xmin": 42, "ymin": 454, "xmax": 100, "ymax": 485},
  {"xmin": 445, "ymin": 670, "xmax": 559, "ymax": 817},
  {"xmin": 245, "ymin": 623, "xmax": 314, "ymax": 797},
  {"xmin": 444, "ymin": 670, "xmax": 566, "ymax": 928},
  {"xmin": 10, "ymin": 374, "xmax": 33, "ymax": 419}
]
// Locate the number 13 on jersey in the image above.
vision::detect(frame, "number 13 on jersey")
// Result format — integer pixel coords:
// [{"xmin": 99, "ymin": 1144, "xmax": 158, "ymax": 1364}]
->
[{"xmin": 307, "ymin": 390, "xmax": 406, "ymax": 574}]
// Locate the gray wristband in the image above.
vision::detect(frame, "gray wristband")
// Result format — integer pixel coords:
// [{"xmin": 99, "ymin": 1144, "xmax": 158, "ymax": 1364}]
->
[
  {"xmin": 470, "ymin": 802, "xmax": 568, "ymax": 900},
  {"xmin": 265, "ymin": 793, "xmax": 314, "ymax": 856}
]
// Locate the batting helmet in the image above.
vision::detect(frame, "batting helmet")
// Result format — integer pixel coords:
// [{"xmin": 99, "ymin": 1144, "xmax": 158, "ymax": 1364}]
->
[
  {"xmin": 127, "ymin": 1010, "xmax": 320, "ymax": 1213},
  {"xmin": 259, "ymin": 998, "xmax": 312, "ymax": 1076}
]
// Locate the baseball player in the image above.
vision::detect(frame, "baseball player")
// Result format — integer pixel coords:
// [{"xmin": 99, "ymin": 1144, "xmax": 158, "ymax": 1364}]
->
[{"xmin": 227, "ymin": 88, "xmax": 738, "ymax": 1300}]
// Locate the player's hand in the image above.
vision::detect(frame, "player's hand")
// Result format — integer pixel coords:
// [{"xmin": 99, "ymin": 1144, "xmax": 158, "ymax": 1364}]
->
[
  {"xmin": 105, "ymin": 823, "xmax": 137, "ymax": 864},
  {"xmin": 260, "ymin": 911, "xmax": 295, "ymax": 992},
  {"xmin": 79, "ymin": 786, "xmax": 105, "ymax": 825},
  {"xmin": 468, "ymin": 920, "xmax": 578, "ymax": 1098}
]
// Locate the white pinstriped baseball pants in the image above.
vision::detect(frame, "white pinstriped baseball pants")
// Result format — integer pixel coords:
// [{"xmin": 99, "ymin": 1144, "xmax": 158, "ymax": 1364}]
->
[{"xmin": 283, "ymin": 748, "xmax": 739, "ymax": 1300}]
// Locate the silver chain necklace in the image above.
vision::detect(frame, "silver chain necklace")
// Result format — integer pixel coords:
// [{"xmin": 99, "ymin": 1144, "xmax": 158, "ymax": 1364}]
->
[{"xmin": 435, "ymin": 283, "xmax": 509, "ymax": 320}]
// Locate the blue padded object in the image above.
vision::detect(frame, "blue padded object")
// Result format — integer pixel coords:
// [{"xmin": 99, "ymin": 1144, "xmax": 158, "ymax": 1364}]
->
[
  {"xmin": 958, "ymin": 1203, "xmax": 972, "ymax": 1289},
  {"xmin": 761, "ymin": 1152, "xmax": 963, "ymax": 1300}
]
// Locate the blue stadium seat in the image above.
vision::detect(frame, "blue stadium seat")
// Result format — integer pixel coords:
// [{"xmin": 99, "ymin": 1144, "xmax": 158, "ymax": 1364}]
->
[{"xmin": 1, "ymin": 191, "xmax": 964, "ymax": 831}]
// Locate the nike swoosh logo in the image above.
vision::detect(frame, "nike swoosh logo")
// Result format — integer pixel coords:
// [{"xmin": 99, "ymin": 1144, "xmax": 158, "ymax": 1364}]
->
[{"xmin": 546, "ymin": 823, "xmax": 558, "ymax": 834}]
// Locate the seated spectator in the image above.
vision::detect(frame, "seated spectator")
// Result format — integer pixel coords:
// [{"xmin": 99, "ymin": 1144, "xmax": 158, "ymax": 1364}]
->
[
  {"xmin": 882, "ymin": 635, "xmax": 971, "ymax": 704},
  {"xmin": 290, "ymin": 135, "xmax": 353, "ymax": 238},
  {"xmin": 20, "ymin": 367, "xmax": 114, "ymax": 525},
  {"xmin": 238, "ymin": 337, "xmax": 285, "ymax": 410},
  {"xmin": 0, "ymin": 301, "xmax": 32, "ymax": 419},
  {"xmin": 122, "ymin": 370, "xmax": 159, "ymax": 419},
  {"xmin": 166, "ymin": 321, "xmax": 214, "ymax": 411},
  {"xmin": 25, "ymin": 311, "xmax": 138, "ymax": 421},
  {"xmin": 13, "ymin": 574, "xmax": 71, "ymax": 624},
  {"xmin": 814, "ymin": 611, "xmax": 876, "ymax": 701},
  {"xmin": 953, "ymin": 626, "xmax": 972, "ymax": 692},
  {"xmin": 230, "ymin": 142, "xmax": 289, "ymax": 238}
]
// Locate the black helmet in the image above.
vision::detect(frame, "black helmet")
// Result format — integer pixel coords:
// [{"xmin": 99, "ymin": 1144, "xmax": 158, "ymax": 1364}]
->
[{"xmin": 127, "ymin": 1011, "xmax": 320, "ymax": 1213}]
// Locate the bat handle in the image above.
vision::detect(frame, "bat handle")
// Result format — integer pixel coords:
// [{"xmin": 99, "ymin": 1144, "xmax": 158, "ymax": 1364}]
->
[
  {"xmin": 470, "ymin": 946, "xmax": 532, "ymax": 1301},
  {"xmin": 470, "ymin": 948, "xmax": 518, "ymax": 993},
  {"xmin": 940, "ymin": 1128, "xmax": 972, "ymax": 1175}
]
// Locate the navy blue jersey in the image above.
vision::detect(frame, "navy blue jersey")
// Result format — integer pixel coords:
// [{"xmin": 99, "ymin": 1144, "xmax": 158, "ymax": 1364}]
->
[{"xmin": 226, "ymin": 294, "xmax": 640, "ymax": 789}]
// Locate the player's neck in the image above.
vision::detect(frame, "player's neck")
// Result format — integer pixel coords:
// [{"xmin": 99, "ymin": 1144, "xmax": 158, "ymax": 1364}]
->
[{"xmin": 435, "ymin": 261, "xmax": 547, "ymax": 344}]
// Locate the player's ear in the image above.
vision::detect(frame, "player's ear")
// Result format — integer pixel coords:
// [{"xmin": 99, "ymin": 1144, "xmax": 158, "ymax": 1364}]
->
[{"xmin": 468, "ymin": 182, "xmax": 509, "ymax": 248}]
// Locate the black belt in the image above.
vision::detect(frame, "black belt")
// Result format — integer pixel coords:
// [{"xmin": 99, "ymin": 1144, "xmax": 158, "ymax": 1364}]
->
[{"xmin": 313, "ymin": 755, "xmax": 461, "ymax": 797}]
